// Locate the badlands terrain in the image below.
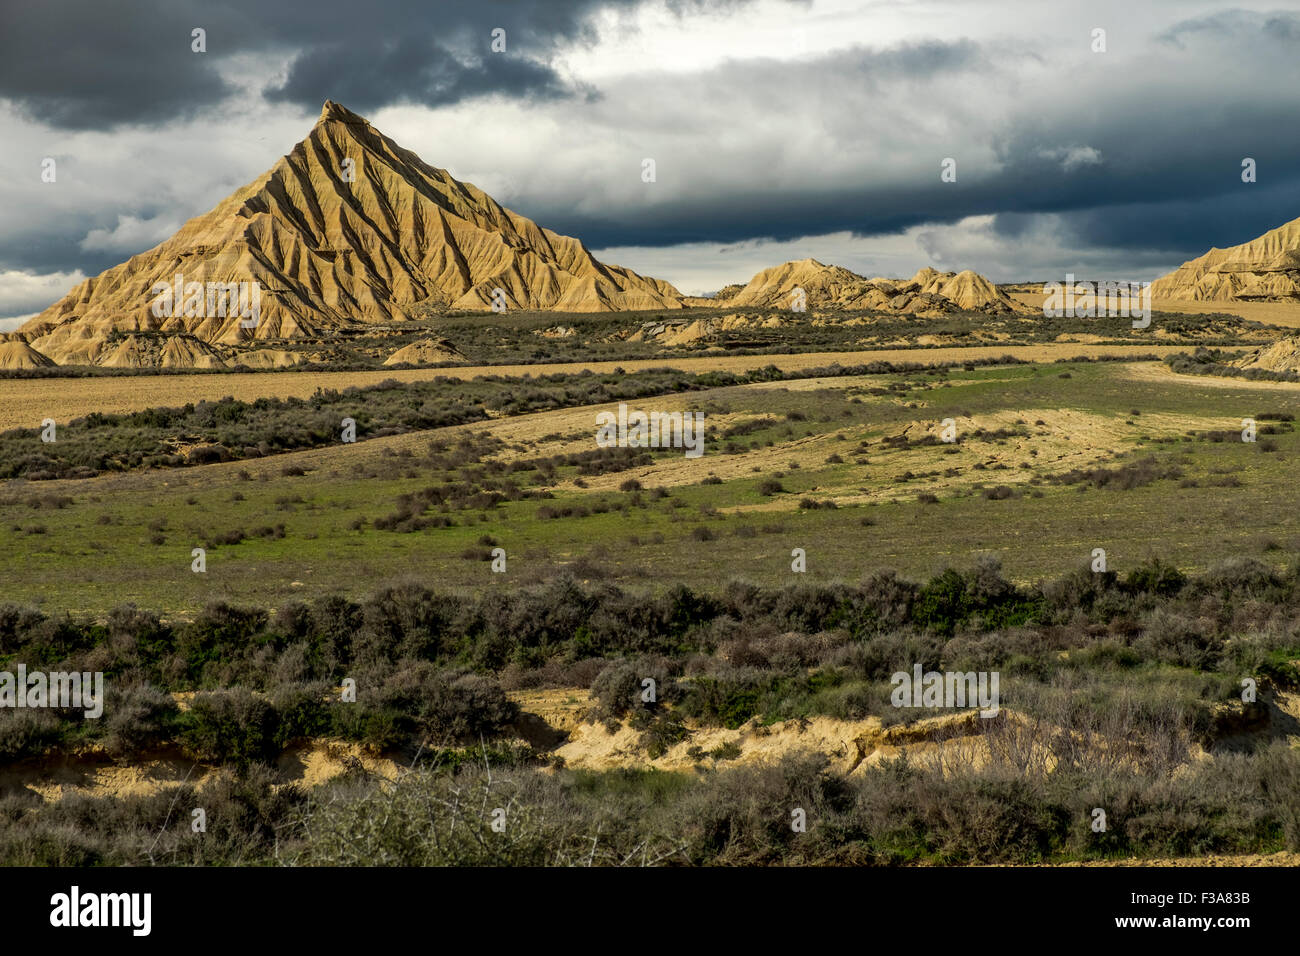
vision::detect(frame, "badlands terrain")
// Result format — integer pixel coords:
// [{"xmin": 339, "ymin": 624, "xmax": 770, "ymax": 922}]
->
[{"xmin": 4, "ymin": 103, "xmax": 1300, "ymax": 867}]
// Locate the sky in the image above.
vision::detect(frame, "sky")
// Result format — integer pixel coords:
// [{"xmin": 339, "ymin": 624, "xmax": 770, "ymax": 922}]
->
[{"xmin": 0, "ymin": 0, "xmax": 1298, "ymax": 327}]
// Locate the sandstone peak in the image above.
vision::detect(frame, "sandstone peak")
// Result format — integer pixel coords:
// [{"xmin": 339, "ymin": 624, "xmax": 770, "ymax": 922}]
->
[
  {"xmin": 319, "ymin": 99, "xmax": 359, "ymax": 122},
  {"xmin": 715, "ymin": 260, "xmax": 1022, "ymax": 314},
  {"xmin": 0, "ymin": 339, "xmax": 55, "ymax": 369},
  {"xmin": 23, "ymin": 102, "xmax": 685, "ymax": 366},
  {"xmin": 1151, "ymin": 215, "xmax": 1300, "ymax": 302}
]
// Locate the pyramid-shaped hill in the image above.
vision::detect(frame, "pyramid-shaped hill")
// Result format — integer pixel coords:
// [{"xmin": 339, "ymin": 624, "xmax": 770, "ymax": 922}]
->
[
  {"xmin": 1151, "ymin": 216, "xmax": 1300, "ymax": 302},
  {"xmin": 22, "ymin": 101, "xmax": 685, "ymax": 364},
  {"xmin": 717, "ymin": 259, "xmax": 867, "ymax": 308},
  {"xmin": 0, "ymin": 338, "xmax": 56, "ymax": 369},
  {"xmin": 714, "ymin": 260, "xmax": 1024, "ymax": 314},
  {"xmin": 383, "ymin": 337, "xmax": 465, "ymax": 366}
]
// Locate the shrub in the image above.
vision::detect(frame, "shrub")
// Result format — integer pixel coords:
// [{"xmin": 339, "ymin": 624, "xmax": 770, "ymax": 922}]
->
[
  {"xmin": 100, "ymin": 683, "xmax": 179, "ymax": 757},
  {"xmin": 179, "ymin": 688, "xmax": 279, "ymax": 769},
  {"xmin": 1125, "ymin": 557, "xmax": 1186, "ymax": 597},
  {"xmin": 424, "ymin": 673, "xmax": 519, "ymax": 741},
  {"xmin": 0, "ymin": 708, "xmax": 65, "ymax": 760},
  {"xmin": 590, "ymin": 659, "xmax": 677, "ymax": 721}
]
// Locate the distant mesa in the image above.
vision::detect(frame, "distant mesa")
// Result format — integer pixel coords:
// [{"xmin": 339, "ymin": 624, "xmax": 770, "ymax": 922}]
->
[
  {"xmin": 715, "ymin": 258, "xmax": 869, "ymax": 309},
  {"xmin": 1151, "ymin": 215, "xmax": 1300, "ymax": 302},
  {"xmin": 714, "ymin": 259, "xmax": 1026, "ymax": 315},
  {"xmin": 14, "ymin": 329, "xmax": 308, "ymax": 371}
]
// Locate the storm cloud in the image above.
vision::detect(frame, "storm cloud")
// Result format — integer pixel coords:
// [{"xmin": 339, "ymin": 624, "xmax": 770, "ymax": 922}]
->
[{"xmin": 0, "ymin": 0, "xmax": 1297, "ymax": 312}]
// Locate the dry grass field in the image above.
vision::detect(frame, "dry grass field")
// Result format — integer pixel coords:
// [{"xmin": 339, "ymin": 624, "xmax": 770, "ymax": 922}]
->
[
  {"xmin": 1008, "ymin": 290, "xmax": 1300, "ymax": 329},
  {"xmin": 0, "ymin": 343, "xmax": 1189, "ymax": 433}
]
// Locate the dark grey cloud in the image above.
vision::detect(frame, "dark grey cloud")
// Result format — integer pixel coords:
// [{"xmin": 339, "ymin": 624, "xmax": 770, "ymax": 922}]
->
[
  {"xmin": 264, "ymin": 35, "xmax": 585, "ymax": 115},
  {"xmin": 1060, "ymin": 180, "xmax": 1300, "ymax": 257},
  {"xmin": 0, "ymin": 213, "xmax": 104, "ymax": 273},
  {"xmin": 1, "ymin": 1, "xmax": 1298, "ymax": 293},
  {"xmin": 847, "ymin": 38, "xmax": 988, "ymax": 79},
  {"xmin": 506, "ymin": 11, "xmax": 1300, "ymax": 267},
  {"xmin": 522, "ymin": 91, "xmax": 1300, "ymax": 268},
  {"xmin": 261, "ymin": 0, "xmax": 762, "ymax": 113},
  {"xmin": 0, "ymin": 0, "xmax": 753, "ymax": 130},
  {"xmin": 20, "ymin": 216, "xmax": 190, "ymax": 279},
  {"xmin": 0, "ymin": 1, "xmax": 235, "ymax": 130}
]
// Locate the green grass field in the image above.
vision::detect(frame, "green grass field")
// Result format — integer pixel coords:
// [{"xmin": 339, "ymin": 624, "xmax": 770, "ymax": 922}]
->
[{"xmin": 2, "ymin": 358, "xmax": 1298, "ymax": 616}]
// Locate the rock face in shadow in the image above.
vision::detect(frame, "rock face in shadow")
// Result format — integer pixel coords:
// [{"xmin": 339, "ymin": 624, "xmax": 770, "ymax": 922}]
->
[{"xmin": 21, "ymin": 100, "xmax": 686, "ymax": 366}]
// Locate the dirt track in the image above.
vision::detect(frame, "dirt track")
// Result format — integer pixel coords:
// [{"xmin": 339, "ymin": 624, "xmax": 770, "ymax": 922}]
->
[{"xmin": 1124, "ymin": 362, "xmax": 1300, "ymax": 390}]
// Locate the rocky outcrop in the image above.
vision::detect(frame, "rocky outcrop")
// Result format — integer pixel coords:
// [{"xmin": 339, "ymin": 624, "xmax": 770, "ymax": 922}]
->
[
  {"xmin": 714, "ymin": 260, "xmax": 1023, "ymax": 314},
  {"xmin": 21, "ymin": 100, "xmax": 686, "ymax": 365},
  {"xmin": 1232, "ymin": 336, "xmax": 1300, "ymax": 373},
  {"xmin": 0, "ymin": 339, "xmax": 55, "ymax": 369},
  {"xmin": 1151, "ymin": 216, "xmax": 1300, "ymax": 302},
  {"xmin": 382, "ymin": 338, "xmax": 465, "ymax": 366}
]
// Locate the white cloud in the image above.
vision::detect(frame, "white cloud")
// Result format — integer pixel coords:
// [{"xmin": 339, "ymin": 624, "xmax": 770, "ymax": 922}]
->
[
  {"xmin": 80, "ymin": 213, "xmax": 182, "ymax": 254},
  {"xmin": 0, "ymin": 314, "xmax": 34, "ymax": 332},
  {"xmin": 0, "ymin": 61, "xmax": 315, "ymax": 274},
  {"xmin": 597, "ymin": 213, "xmax": 1185, "ymax": 293},
  {"xmin": 0, "ymin": 268, "xmax": 87, "ymax": 326},
  {"xmin": 912, "ymin": 214, "xmax": 1179, "ymax": 281}
]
